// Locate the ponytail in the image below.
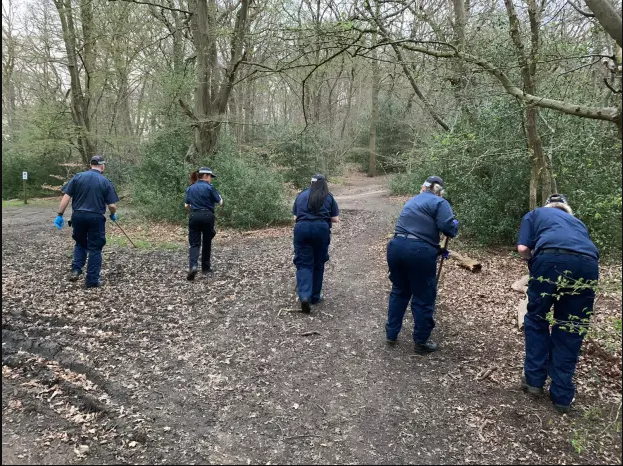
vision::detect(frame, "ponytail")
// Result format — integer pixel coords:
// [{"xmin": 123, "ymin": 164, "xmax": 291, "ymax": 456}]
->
[
  {"xmin": 189, "ymin": 170, "xmax": 198, "ymax": 185},
  {"xmin": 308, "ymin": 178, "xmax": 330, "ymax": 214}
]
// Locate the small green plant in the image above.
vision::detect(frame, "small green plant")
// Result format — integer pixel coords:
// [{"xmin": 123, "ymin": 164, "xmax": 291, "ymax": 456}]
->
[
  {"xmin": 571, "ymin": 429, "xmax": 586, "ymax": 454},
  {"xmin": 535, "ymin": 271, "xmax": 621, "ymax": 355}
]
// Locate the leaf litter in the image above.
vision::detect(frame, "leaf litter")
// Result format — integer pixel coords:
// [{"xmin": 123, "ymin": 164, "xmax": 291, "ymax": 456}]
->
[{"xmin": 2, "ymin": 187, "xmax": 621, "ymax": 465}]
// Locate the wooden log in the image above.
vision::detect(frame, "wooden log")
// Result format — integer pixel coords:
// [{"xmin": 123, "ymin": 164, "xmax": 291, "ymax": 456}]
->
[
  {"xmin": 511, "ymin": 274, "xmax": 529, "ymax": 293},
  {"xmin": 517, "ymin": 297, "xmax": 528, "ymax": 329},
  {"xmin": 448, "ymin": 250, "xmax": 482, "ymax": 273},
  {"xmin": 385, "ymin": 233, "xmax": 482, "ymax": 273},
  {"xmin": 512, "ymin": 274, "xmax": 530, "ymax": 329}
]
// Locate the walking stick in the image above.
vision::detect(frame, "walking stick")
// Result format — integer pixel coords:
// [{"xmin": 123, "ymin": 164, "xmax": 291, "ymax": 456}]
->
[
  {"xmin": 437, "ymin": 236, "xmax": 450, "ymax": 282},
  {"xmin": 113, "ymin": 219, "xmax": 137, "ymax": 248}
]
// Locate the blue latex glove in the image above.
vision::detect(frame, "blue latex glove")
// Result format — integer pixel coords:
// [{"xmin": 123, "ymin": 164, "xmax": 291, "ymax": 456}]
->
[
  {"xmin": 109, "ymin": 212, "xmax": 118, "ymax": 222},
  {"xmin": 441, "ymin": 249, "xmax": 450, "ymax": 260},
  {"xmin": 452, "ymin": 219, "xmax": 459, "ymax": 228},
  {"xmin": 54, "ymin": 215, "xmax": 64, "ymax": 229}
]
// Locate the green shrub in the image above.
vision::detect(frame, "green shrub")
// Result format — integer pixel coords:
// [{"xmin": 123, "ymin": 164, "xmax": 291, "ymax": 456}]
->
[
  {"xmin": 2, "ymin": 100, "xmax": 77, "ymax": 199},
  {"xmin": 388, "ymin": 100, "xmax": 621, "ymax": 255},
  {"xmin": 133, "ymin": 129, "xmax": 193, "ymax": 223},
  {"xmin": 2, "ymin": 145, "xmax": 70, "ymax": 199},
  {"xmin": 269, "ymin": 126, "xmax": 341, "ymax": 188},
  {"xmin": 211, "ymin": 154, "xmax": 291, "ymax": 229},
  {"xmin": 134, "ymin": 130, "xmax": 291, "ymax": 229}
]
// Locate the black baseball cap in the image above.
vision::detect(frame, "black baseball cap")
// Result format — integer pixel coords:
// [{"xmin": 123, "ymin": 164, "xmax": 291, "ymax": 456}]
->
[
  {"xmin": 90, "ymin": 155, "xmax": 106, "ymax": 165},
  {"xmin": 311, "ymin": 174, "xmax": 326, "ymax": 182},
  {"xmin": 424, "ymin": 175, "xmax": 443, "ymax": 187},
  {"xmin": 198, "ymin": 167, "xmax": 217, "ymax": 178}
]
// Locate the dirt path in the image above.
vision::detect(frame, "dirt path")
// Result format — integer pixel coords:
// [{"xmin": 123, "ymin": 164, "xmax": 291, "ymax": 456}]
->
[{"xmin": 2, "ymin": 174, "xmax": 621, "ymax": 465}]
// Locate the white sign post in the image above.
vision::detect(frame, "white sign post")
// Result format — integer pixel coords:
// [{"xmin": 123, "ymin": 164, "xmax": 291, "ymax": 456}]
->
[{"xmin": 22, "ymin": 172, "xmax": 28, "ymax": 204}]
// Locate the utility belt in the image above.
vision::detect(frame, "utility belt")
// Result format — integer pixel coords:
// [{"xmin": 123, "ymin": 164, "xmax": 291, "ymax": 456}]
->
[
  {"xmin": 538, "ymin": 248, "xmax": 595, "ymax": 259},
  {"xmin": 191, "ymin": 209, "xmax": 214, "ymax": 213},
  {"xmin": 393, "ymin": 233, "xmax": 443, "ymax": 254}
]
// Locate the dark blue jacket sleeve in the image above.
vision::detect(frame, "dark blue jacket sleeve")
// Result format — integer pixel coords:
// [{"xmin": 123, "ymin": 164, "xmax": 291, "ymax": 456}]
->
[
  {"xmin": 104, "ymin": 180, "xmax": 120, "ymax": 205},
  {"xmin": 213, "ymin": 188, "xmax": 222, "ymax": 203},
  {"xmin": 330, "ymin": 196, "xmax": 339, "ymax": 217},
  {"xmin": 61, "ymin": 176, "xmax": 77, "ymax": 196},
  {"xmin": 436, "ymin": 199, "xmax": 458, "ymax": 238},
  {"xmin": 292, "ymin": 194, "xmax": 299, "ymax": 216},
  {"xmin": 517, "ymin": 212, "xmax": 535, "ymax": 248}
]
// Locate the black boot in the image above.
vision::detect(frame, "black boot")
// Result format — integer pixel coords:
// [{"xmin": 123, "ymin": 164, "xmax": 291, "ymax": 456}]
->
[
  {"xmin": 414, "ymin": 340, "xmax": 439, "ymax": 354},
  {"xmin": 301, "ymin": 299, "xmax": 311, "ymax": 314},
  {"xmin": 69, "ymin": 270, "xmax": 81, "ymax": 282},
  {"xmin": 187, "ymin": 266, "xmax": 198, "ymax": 281},
  {"xmin": 521, "ymin": 376, "xmax": 544, "ymax": 396},
  {"xmin": 553, "ymin": 402, "xmax": 571, "ymax": 414}
]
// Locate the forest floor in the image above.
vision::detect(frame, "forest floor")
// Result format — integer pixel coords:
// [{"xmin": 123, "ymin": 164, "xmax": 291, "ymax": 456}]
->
[{"xmin": 2, "ymin": 172, "xmax": 622, "ymax": 465}]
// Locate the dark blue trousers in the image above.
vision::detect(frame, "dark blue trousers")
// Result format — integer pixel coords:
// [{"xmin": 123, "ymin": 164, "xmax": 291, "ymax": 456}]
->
[
  {"xmin": 525, "ymin": 252, "xmax": 598, "ymax": 406},
  {"xmin": 188, "ymin": 210, "xmax": 215, "ymax": 270},
  {"xmin": 293, "ymin": 221, "xmax": 330, "ymax": 303},
  {"xmin": 386, "ymin": 237, "xmax": 438, "ymax": 344},
  {"xmin": 71, "ymin": 211, "xmax": 107, "ymax": 286}
]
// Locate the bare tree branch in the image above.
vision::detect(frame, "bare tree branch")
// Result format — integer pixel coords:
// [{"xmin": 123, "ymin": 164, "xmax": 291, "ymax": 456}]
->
[
  {"xmin": 108, "ymin": 0, "xmax": 191, "ymax": 15},
  {"xmin": 360, "ymin": 4, "xmax": 450, "ymax": 132},
  {"xmin": 395, "ymin": 41, "xmax": 621, "ymax": 126},
  {"xmin": 584, "ymin": 0, "xmax": 623, "ymax": 48},
  {"xmin": 567, "ymin": 0, "xmax": 595, "ymax": 17}
]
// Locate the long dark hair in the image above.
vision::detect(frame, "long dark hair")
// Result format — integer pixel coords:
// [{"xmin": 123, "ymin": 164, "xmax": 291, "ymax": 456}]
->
[
  {"xmin": 308, "ymin": 178, "xmax": 330, "ymax": 214},
  {"xmin": 189, "ymin": 170, "xmax": 198, "ymax": 185}
]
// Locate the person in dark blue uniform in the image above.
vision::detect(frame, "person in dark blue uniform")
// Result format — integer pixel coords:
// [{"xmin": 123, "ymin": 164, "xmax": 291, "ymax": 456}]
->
[
  {"xmin": 54, "ymin": 155, "xmax": 119, "ymax": 288},
  {"xmin": 517, "ymin": 194, "xmax": 599, "ymax": 413},
  {"xmin": 292, "ymin": 174, "xmax": 340, "ymax": 313},
  {"xmin": 386, "ymin": 176, "xmax": 459, "ymax": 354},
  {"xmin": 185, "ymin": 167, "xmax": 223, "ymax": 281}
]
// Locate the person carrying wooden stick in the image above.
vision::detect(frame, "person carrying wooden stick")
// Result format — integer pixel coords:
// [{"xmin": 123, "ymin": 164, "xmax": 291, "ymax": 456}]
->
[{"xmin": 385, "ymin": 176, "xmax": 459, "ymax": 354}]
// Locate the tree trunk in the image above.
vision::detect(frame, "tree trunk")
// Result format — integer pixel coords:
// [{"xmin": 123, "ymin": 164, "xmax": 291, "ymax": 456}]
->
[
  {"xmin": 54, "ymin": 0, "xmax": 95, "ymax": 166},
  {"xmin": 504, "ymin": 0, "xmax": 553, "ymax": 208},
  {"xmin": 368, "ymin": 7, "xmax": 380, "ymax": 177},
  {"xmin": 584, "ymin": 0, "xmax": 623, "ymax": 48},
  {"xmin": 187, "ymin": 0, "xmax": 250, "ymax": 160},
  {"xmin": 340, "ymin": 64, "xmax": 356, "ymax": 139},
  {"xmin": 526, "ymin": 107, "xmax": 544, "ymax": 209},
  {"xmin": 451, "ymin": 0, "xmax": 477, "ymax": 124}
]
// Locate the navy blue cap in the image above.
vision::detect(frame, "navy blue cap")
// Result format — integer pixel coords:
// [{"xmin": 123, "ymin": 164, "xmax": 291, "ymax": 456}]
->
[
  {"xmin": 198, "ymin": 167, "xmax": 217, "ymax": 178},
  {"xmin": 90, "ymin": 155, "xmax": 106, "ymax": 165},
  {"xmin": 424, "ymin": 175, "xmax": 443, "ymax": 187}
]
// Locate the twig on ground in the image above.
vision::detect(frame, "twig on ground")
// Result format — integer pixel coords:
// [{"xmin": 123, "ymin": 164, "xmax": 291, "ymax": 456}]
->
[
  {"xmin": 599, "ymin": 401, "xmax": 622, "ymax": 437},
  {"xmin": 316, "ymin": 403, "xmax": 326, "ymax": 414},
  {"xmin": 284, "ymin": 434, "xmax": 322, "ymax": 440},
  {"xmin": 529, "ymin": 412, "xmax": 543, "ymax": 429},
  {"xmin": 300, "ymin": 331, "xmax": 322, "ymax": 337},
  {"xmin": 278, "ymin": 308, "xmax": 299, "ymax": 316},
  {"xmin": 477, "ymin": 366, "xmax": 498, "ymax": 381},
  {"xmin": 478, "ymin": 419, "xmax": 493, "ymax": 442}
]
